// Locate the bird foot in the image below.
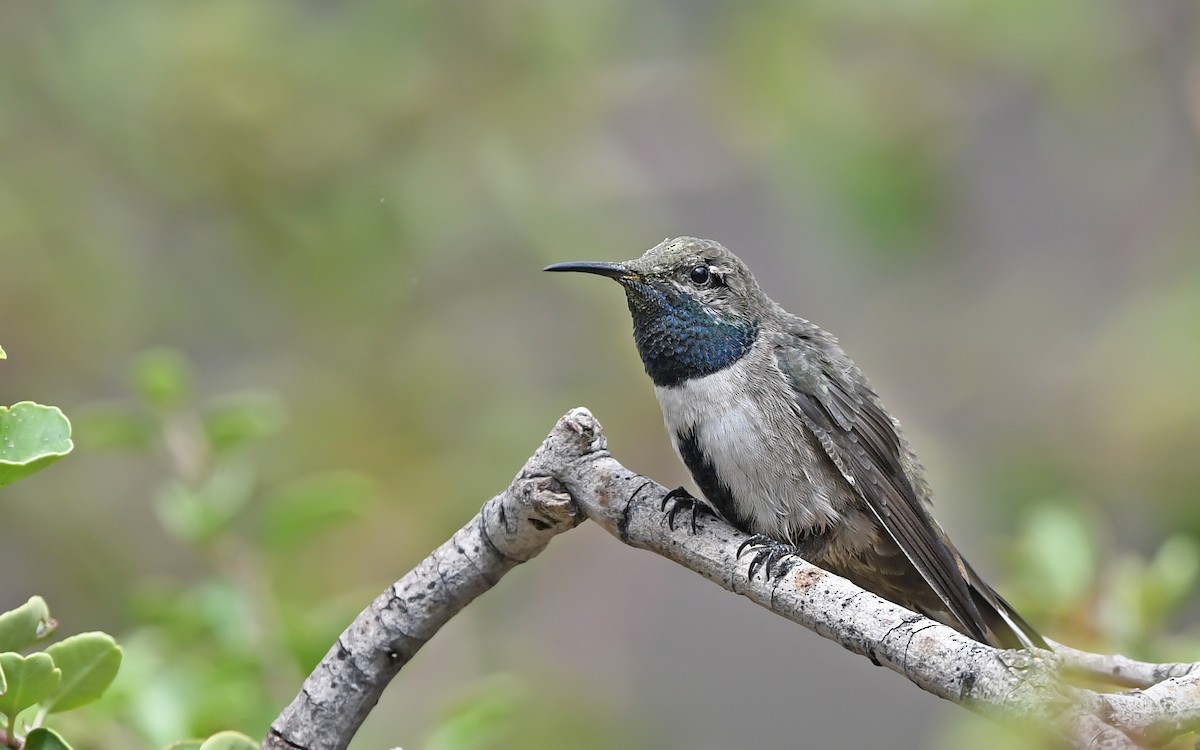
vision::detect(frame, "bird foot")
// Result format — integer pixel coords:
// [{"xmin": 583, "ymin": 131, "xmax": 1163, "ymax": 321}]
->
[
  {"xmin": 659, "ymin": 486, "xmax": 711, "ymax": 533},
  {"xmin": 737, "ymin": 535, "xmax": 801, "ymax": 580}
]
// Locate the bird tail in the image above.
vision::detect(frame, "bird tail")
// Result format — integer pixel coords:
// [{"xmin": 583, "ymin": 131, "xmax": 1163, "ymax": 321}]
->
[{"xmin": 964, "ymin": 561, "xmax": 1047, "ymax": 650}]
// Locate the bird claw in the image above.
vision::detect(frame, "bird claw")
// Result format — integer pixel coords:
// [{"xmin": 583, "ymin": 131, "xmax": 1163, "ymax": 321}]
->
[
  {"xmin": 737, "ymin": 535, "xmax": 800, "ymax": 580},
  {"xmin": 660, "ymin": 486, "xmax": 707, "ymax": 533}
]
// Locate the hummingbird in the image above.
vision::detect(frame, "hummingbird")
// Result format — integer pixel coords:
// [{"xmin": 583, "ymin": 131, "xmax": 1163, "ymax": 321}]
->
[{"xmin": 545, "ymin": 236, "xmax": 1045, "ymax": 650}]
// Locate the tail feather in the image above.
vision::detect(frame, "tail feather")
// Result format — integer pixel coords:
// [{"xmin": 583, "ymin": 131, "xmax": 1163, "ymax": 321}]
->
[
  {"xmin": 822, "ymin": 532, "xmax": 1045, "ymax": 650},
  {"xmin": 965, "ymin": 563, "xmax": 1047, "ymax": 650}
]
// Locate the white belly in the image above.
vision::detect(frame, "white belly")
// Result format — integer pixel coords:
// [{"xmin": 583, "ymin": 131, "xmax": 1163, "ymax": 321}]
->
[{"xmin": 653, "ymin": 363, "xmax": 844, "ymax": 540}]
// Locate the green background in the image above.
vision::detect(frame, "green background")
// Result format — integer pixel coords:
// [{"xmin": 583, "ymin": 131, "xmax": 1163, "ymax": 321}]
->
[{"xmin": 3, "ymin": 1, "xmax": 1199, "ymax": 748}]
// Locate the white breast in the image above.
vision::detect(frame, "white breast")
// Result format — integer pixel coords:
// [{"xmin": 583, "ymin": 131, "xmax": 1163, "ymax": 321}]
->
[{"xmin": 653, "ymin": 359, "xmax": 843, "ymax": 541}]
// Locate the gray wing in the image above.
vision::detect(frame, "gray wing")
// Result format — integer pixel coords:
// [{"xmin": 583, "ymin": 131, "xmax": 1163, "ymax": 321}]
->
[{"xmin": 773, "ymin": 330, "xmax": 991, "ymax": 644}]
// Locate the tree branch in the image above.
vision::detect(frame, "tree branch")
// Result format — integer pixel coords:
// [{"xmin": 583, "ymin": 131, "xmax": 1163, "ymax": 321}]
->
[
  {"xmin": 263, "ymin": 408, "xmax": 1200, "ymax": 750},
  {"xmin": 1049, "ymin": 640, "xmax": 1199, "ymax": 689},
  {"xmin": 261, "ymin": 424, "xmax": 588, "ymax": 750}
]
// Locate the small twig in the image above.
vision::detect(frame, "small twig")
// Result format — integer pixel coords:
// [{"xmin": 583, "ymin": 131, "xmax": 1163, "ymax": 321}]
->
[{"xmin": 1050, "ymin": 639, "xmax": 1199, "ymax": 690}]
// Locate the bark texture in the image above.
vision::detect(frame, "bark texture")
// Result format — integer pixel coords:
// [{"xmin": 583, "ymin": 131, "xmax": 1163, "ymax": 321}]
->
[{"xmin": 263, "ymin": 408, "xmax": 1200, "ymax": 750}]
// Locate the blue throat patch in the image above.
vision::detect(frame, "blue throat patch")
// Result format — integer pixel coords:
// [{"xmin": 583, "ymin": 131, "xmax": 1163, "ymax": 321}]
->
[{"xmin": 623, "ymin": 281, "xmax": 758, "ymax": 388}]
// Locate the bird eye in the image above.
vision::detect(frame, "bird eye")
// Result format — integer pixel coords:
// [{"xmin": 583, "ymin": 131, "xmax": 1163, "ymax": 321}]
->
[{"xmin": 689, "ymin": 265, "xmax": 711, "ymax": 286}]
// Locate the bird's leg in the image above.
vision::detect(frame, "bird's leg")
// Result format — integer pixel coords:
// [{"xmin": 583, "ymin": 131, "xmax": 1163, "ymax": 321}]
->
[
  {"xmin": 659, "ymin": 486, "xmax": 713, "ymax": 533},
  {"xmin": 737, "ymin": 535, "xmax": 801, "ymax": 580}
]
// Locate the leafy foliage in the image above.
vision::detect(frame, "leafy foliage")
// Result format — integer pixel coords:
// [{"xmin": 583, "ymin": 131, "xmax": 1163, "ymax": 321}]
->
[
  {"xmin": 0, "ymin": 352, "xmax": 112, "ymax": 750},
  {"xmin": 23, "ymin": 727, "xmax": 71, "ymax": 750},
  {"xmin": 197, "ymin": 730, "xmax": 258, "ymax": 750},
  {"xmin": 0, "ymin": 403, "xmax": 73, "ymax": 487},
  {"xmin": 0, "ymin": 653, "xmax": 62, "ymax": 719},
  {"xmin": 62, "ymin": 350, "xmax": 379, "ymax": 745},
  {"xmin": 0, "ymin": 587, "xmax": 123, "ymax": 749},
  {"xmin": 0, "ymin": 349, "xmax": 254, "ymax": 750},
  {"xmin": 0, "ymin": 598, "xmax": 56, "ymax": 654},
  {"xmin": 41, "ymin": 635, "xmax": 124, "ymax": 715}
]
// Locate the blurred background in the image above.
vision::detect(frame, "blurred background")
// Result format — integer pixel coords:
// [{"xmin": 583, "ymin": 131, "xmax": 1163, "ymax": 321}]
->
[{"xmin": 2, "ymin": 1, "xmax": 1200, "ymax": 748}]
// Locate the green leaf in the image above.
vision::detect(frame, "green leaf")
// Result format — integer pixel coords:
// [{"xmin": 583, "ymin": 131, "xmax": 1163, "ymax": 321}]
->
[
  {"xmin": 41, "ymin": 632, "xmax": 123, "ymax": 713},
  {"xmin": 164, "ymin": 742, "xmax": 203, "ymax": 750},
  {"xmin": 1150, "ymin": 535, "xmax": 1200, "ymax": 610},
  {"xmin": 278, "ymin": 596, "xmax": 363, "ymax": 671},
  {"xmin": 75, "ymin": 405, "xmax": 156, "ymax": 451},
  {"xmin": 259, "ymin": 472, "xmax": 374, "ymax": 550},
  {"xmin": 0, "ymin": 652, "xmax": 61, "ymax": 718},
  {"xmin": 425, "ymin": 675, "xmax": 527, "ymax": 750},
  {"xmin": 0, "ymin": 344, "xmax": 6, "ymax": 359},
  {"xmin": 0, "ymin": 596, "xmax": 56, "ymax": 652},
  {"xmin": 154, "ymin": 459, "xmax": 255, "ymax": 543},
  {"xmin": 202, "ymin": 392, "xmax": 287, "ymax": 454},
  {"xmin": 1022, "ymin": 502, "xmax": 1095, "ymax": 603},
  {"xmin": 0, "ymin": 402, "xmax": 74, "ymax": 487},
  {"xmin": 24, "ymin": 727, "xmax": 72, "ymax": 750},
  {"xmin": 1103, "ymin": 557, "xmax": 1148, "ymax": 646},
  {"xmin": 131, "ymin": 349, "xmax": 192, "ymax": 409},
  {"xmin": 197, "ymin": 730, "xmax": 258, "ymax": 750}
]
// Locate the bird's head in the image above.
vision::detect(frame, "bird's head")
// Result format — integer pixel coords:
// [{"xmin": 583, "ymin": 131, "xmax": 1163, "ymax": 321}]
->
[{"xmin": 545, "ymin": 237, "xmax": 770, "ymax": 387}]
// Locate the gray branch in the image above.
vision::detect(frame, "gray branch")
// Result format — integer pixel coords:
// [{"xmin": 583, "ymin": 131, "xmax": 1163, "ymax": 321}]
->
[{"xmin": 263, "ymin": 409, "xmax": 1200, "ymax": 750}]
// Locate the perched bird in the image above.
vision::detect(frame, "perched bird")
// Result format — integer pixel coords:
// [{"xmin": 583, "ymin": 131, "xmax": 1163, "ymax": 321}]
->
[{"xmin": 545, "ymin": 236, "xmax": 1045, "ymax": 650}]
